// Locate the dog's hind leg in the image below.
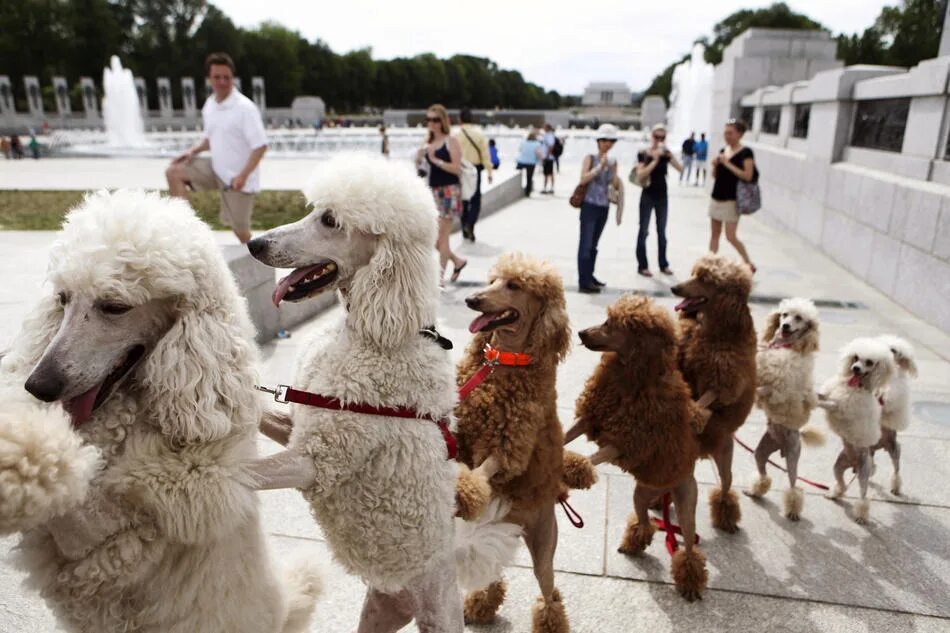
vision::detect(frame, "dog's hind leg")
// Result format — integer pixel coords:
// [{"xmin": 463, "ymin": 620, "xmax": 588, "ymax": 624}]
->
[
  {"xmin": 670, "ymin": 475, "xmax": 707, "ymax": 601},
  {"xmin": 357, "ymin": 588, "xmax": 413, "ymax": 633},
  {"xmin": 879, "ymin": 428, "xmax": 901, "ymax": 495},
  {"xmin": 464, "ymin": 580, "xmax": 507, "ymax": 625},
  {"xmin": 745, "ymin": 424, "xmax": 779, "ymax": 498},
  {"xmin": 525, "ymin": 505, "xmax": 568, "ymax": 633},
  {"xmin": 828, "ymin": 448, "xmax": 850, "ymax": 499},
  {"xmin": 853, "ymin": 446, "xmax": 872, "ymax": 524},
  {"xmin": 780, "ymin": 426, "xmax": 803, "ymax": 520},
  {"xmin": 709, "ymin": 439, "xmax": 741, "ymax": 533},
  {"xmin": 619, "ymin": 483, "xmax": 657, "ymax": 555}
]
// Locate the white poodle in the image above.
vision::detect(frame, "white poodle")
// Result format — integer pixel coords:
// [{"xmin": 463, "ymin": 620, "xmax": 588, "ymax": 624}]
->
[
  {"xmin": 871, "ymin": 335, "xmax": 917, "ymax": 495},
  {"xmin": 747, "ymin": 298, "xmax": 823, "ymax": 520},
  {"xmin": 246, "ymin": 154, "xmax": 518, "ymax": 633},
  {"xmin": 818, "ymin": 337, "xmax": 895, "ymax": 524},
  {"xmin": 0, "ymin": 190, "xmax": 320, "ymax": 632}
]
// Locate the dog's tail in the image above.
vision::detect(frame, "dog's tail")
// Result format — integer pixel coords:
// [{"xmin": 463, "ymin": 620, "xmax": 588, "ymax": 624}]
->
[
  {"xmin": 800, "ymin": 426, "xmax": 826, "ymax": 448},
  {"xmin": 280, "ymin": 557, "xmax": 323, "ymax": 633},
  {"xmin": 0, "ymin": 397, "xmax": 101, "ymax": 534},
  {"xmin": 455, "ymin": 497, "xmax": 521, "ymax": 592}
]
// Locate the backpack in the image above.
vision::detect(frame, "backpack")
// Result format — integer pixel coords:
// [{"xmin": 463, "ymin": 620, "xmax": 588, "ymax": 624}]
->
[{"xmin": 552, "ymin": 136, "xmax": 564, "ymax": 158}]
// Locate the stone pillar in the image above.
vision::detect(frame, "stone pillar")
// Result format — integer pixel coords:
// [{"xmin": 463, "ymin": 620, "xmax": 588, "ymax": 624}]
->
[
  {"xmin": 52, "ymin": 76, "xmax": 70, "ymax": 116},
  {"xmin": 0, "ymin": 76, "xmax": 14, "ymax": 116},
  {"xmin": 941, "ymin": 1, "xmax": 950, "ymax": 56},
  {"xmin": 79, "ymin": 77, "xmax": 98, "ymax": 118},
  {"xmin": 181, "ymin": 77, "xmax": 197, "ymax": 117},
  {"xmin": 156, "ymin": 78, "xmax": 173, "ymax": 117},
  {"xmin": 252, "ymin": 77, "xmax": 265, "ymax": 112},
  {"xmin": 24, "ymin": 76, "xmax": 43, "ymax": 117},
  {"xmin": 134, "ymin": 77, "xmax": 148, "ymax": 115}
]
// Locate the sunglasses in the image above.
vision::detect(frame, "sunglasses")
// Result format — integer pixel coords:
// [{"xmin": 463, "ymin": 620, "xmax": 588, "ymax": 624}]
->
[
  {"xmin": 653, "ymin": 135, "xmax": 666, "ymax": 141},
  {"xmin": 426, "ymin": 117, "xmax": 442, "ymax": 123}
]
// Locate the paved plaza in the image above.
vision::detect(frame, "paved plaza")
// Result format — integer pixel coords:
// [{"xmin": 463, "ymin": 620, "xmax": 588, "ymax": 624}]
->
[{"xmin": 1, "ymin": 167, "xmax": 949, "ymax": 632}]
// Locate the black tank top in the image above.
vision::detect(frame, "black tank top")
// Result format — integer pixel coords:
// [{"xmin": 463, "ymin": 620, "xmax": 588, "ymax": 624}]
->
[{"xmin": 426, "ymin": 142, "xmax": 459, "ymax": 188}]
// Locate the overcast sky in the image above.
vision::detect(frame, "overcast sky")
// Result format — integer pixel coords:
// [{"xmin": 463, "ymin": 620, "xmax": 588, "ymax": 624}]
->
[{"xmin": 213, "ymin": 0, "xmax": 889, "ymax": 94}]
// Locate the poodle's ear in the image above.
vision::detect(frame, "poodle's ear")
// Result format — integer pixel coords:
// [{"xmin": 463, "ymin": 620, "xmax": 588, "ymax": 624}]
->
[
  {"xmin": 140, "ymin": 309, "xmax": 258, "ymax": 445},
  {"xmin": 2, "ymin": 294, "xmax": 63, "ymax": 378},
  {"xmin": 531, "ymin": 302, "xmax": 571, "ymax": 362},
  {"xmin": 797, "ymin": 322, "xmax": 820, "ymax": 354},
  {"xmin": 761, "ymin": 311, "xmax": 780, "ymax": 343},
  {"xmin": 348, "ymin": 239, "xmax": 437, "ymax": 350},
  {"xmin": 902, "ymin": 355, "xmax": 919, "ymax": 378},
  {"xmin": 869, "ymin": 354, "xmax": 896, "ymax": 392}
]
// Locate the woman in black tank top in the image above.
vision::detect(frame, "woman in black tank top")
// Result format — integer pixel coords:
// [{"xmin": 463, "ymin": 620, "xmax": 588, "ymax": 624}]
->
[{"xmin": 417, "ymin": 104, "xmax": 467, "ymax": 285}]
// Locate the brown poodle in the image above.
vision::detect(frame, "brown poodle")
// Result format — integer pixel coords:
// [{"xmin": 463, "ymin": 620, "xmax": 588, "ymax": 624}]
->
[
  {"xmin": 567, "ymin": 295, "xmax": 709, "ymax": 600},
  {"xmin": 672, "ymin": 254, "xmax": 757, "ymax": 533},
  {"xmin": 455, "ymin": 253, "xmax": 594, "ymax": 633}
]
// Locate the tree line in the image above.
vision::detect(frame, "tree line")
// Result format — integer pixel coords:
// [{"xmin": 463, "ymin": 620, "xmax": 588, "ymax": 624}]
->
[
  {"xmin": 0, "ymin": 0, "xmax": 568, "ymax": 114},
  {"xmin": 644, "ymin": 0, "xmax": 945, "ymax": 103}
]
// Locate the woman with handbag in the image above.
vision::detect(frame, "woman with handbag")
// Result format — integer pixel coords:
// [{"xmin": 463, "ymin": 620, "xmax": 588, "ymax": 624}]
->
[
  {"xmin": 575, "ymin": 123, "xmax": 621, "ymax": 294},
  {"xmin": 709, "ymin": 118, "xmax": 757, "ymax": 273},
  {"xmin": 417, "ymin": 103, "xmax": 467, "ymax": 285}
]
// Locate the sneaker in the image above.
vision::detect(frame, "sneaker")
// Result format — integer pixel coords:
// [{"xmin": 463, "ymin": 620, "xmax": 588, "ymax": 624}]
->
[
  {"xmin": 592, "ymin": 277, "xmax": 606, "ymax": 287},
  {"xmin": 578, "ymin": 285, "xmax": 602, "ymax": 294},
  {"xmin": 660, "ymin": 267, "xmax": 674, "ymax": 275},
  {"xmin": 638, "ymin": 269, "xmax": 653, "ymax": 278}
]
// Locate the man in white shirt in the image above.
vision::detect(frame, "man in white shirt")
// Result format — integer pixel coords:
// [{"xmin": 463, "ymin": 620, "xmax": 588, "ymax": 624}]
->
[{"xmin": 165, "ymin": 52, "xmax": 268, "ymax": 243}]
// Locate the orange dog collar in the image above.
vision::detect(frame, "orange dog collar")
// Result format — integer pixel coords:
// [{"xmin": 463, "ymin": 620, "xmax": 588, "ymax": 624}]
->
[{"xmin": 483, "ymin": 344, "xmax": 532, "ymax": 366}]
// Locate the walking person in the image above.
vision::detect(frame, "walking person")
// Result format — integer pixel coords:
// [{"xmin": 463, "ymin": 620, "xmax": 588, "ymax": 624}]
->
[
  {"xmin": 576, "ymin": 124, "xmax": 621, "ymax": 294},
  {"xmin": 709, "ymin": 119, "xmax": 756, "ymax": 272},
  {"xmin": 455, "ymin": 107, "xmax": 493, "ymax": 242},
  {"xmin": 488, "ymin": 138, "xmax": 500, "ymax": 169},
  {"xmin": 417, "ymin": 103, "xmax": 467, "ymax": 285},
  {"xmin": 541, "ymin": 123, "xmax": 557, "ymax": 193},
  {"xmin": 694, "ymin": 132, "xmax": 708, "ymax": 186},
  {"xmin": 515, "ymin": 130, "xmax": 545, "ymax": 196},
  {"xmin": 165, "ymin": 52, "xmax": 268, "ymax": 244},
  {"xmin": 379, "ymin": 125, "xmax": 390, "ymax": 158},
  {"xmin": 635, "ymin": 123, "xmax": 682, "ymax": 277},
  {"xmin": 679, "ymin": 132, "xmax": 695, "ymax": 184}
]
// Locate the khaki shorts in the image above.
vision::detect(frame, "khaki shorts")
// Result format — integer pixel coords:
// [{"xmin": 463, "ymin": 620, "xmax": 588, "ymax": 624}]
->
[
  {"xmin": 709, "ymin": 198, "xmax": 739, "ymax": 223},
  {"xmin": 182, "ymin": 158, "xmax": 255, "ymax": 233}
]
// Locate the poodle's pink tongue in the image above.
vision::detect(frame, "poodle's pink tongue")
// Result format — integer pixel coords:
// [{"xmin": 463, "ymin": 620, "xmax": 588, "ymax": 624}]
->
[
  {"xmin": 469, "ymin": 313, "xmax": 498, "ymax": 333},
  {"xmin": 848, "ymin": 375, "xmax": 862, "ymax": 388},
  {"xmin": 63, "ymin": 385, "xmax": 100, "ymax": 428},
  {"xmin": 674, "ymin": 298, "xmax": 693, "ymax": 312},
  {"xmin": 272, "ymin": 265, "xmax": 322, "ymax": 306}
]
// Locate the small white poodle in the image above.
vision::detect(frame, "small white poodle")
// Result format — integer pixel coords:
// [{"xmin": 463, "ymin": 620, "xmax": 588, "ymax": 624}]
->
[
  {"xmin": 871, "ymin": 335, "xmax": 917, "ymax": 495},
  {"xmin": 246, "ymin": 154, "xmax": 518, "ymax": 632},
  {"xmin": 0, "ymin": 190, "xmax": 319, "ymax": 632},
  {"xmin": 747, "ymin": 298, "xmax": 823, "ymax": 520},
  {"xmin": 818, "ymin": 337, "xmax": 895, "ymax": 524}
]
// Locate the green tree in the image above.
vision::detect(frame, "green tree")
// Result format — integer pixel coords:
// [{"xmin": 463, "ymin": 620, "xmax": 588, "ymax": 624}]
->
[
  {"xmin": 240, "ymin": 22, "xmax": 303, "ymax": 106},
  {"xmin": 877, "ymin": 0, "xmax": 944, "ymax": 67},
  {"xmin": 703, "ymin": 2, "xmax": 826, "ymax": 65},
  {"xmin": 643, "ymin": 53, "xmax": 690, "ymax": 102}
]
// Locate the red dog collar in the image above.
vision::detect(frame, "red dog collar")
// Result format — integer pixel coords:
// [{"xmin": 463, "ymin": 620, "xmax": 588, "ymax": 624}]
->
[{"xmin": 483, "ymin": 344, "xmax": 532, "ymax": 367}]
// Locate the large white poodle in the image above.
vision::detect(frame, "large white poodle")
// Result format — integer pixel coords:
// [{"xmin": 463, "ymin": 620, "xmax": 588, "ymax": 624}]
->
[
  {"xmin": 0, "ymin": 190, "xmax": 319, "ymax": 632},
  {"xmin": 818, "ymin": 337, "xmax": 895, "ymax": 524},
  {"xmin": 747, "ymin": 297, "xmax": 823, "ymax": 520},
  {"xmin": 871, "ymin": 335, "xmax": 917, "ymax": 495},
  {"xmin": 247, "ymin": 154, "xmax": 518, "ymax": 633}
]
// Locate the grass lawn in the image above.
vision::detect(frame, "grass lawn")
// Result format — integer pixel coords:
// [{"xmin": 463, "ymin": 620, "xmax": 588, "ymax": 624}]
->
[{"xmin": 0, "ymin": 190, "xmax": 311, "ymax": 231}]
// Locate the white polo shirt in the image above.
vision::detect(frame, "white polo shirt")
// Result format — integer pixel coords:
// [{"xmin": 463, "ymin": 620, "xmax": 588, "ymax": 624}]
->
[{"xmin": 202, "ymin": 89, "xmax": 268, "ymax": 193}]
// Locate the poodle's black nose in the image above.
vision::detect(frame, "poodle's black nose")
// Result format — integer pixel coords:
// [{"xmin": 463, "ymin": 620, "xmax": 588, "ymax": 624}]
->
[
  {"xmin": 247, "ymin": 237, "xmax": 268, "ymax": 257},
  {"xmin": 851, "ymin": 365, "xmax": 862, "ymax": 375},
  {"xmin": 670, "ymin": 285, "xmax": 683, "ymax": 297},
  {"xmin": 25, "ymin": 370, "xmax": 66, "ymax": 402},
  {"xmin": 781, "ymin": 323, "xmax": 791, "ymax": 332},
  {"xmin": 465, "ymin": 295, "xmax": 482, "ymax": 309}
]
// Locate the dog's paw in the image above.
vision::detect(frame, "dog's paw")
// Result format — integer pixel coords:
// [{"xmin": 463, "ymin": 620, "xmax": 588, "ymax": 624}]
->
[
  {"xmin": 744, "ymin": 475, "xmax": 772, "ymax": 498},
  {"xmin": 709, "ymin": 488, "xmax": 741, "ymax": 534},
  {"xmin": 561, "ymin": 450, "xmax": 597, "ymax": 490},
  {"xmin": 464, "ymin": 580, "xmax": 507, "ymax": 625},
  {"xmin": 784, "ymin": 487, "xmax": 804, "ymax": 521},
  {"xmin": 890, "ymin": 473, "xmax": 902, "ymax": 496},
  {"xmin": 618, "ymin": 514, "xmax": 655, "ymax": 555},
  {"xmin": 455, "ymin": 465, "xmax": 492, "ymax": 520},
  {"xmin": 853, "ymin": 499, "xmax": 870, "ymax": 525},
  {"xmin": 671, "ymin": 547, "xmax": 707, "ymax": 602},
  {"xmin": 826, "ymin": 483, "xmax": 846, "ymax": 500},
  {"xmin": 531, "ymin": 589, "xmax": 568, "ymax": 633}
]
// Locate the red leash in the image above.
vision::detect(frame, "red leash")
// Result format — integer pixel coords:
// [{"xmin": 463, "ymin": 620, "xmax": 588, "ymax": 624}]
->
[
  {"xmin": 733, "ymin": 435, "xmax": 829, "ymax": 491},
  {"xmin": 557, "ymin": 494, "xmax": 585, "ymax": 528},
  {"xmin": 653, "ymin": 493, "xmax": 700, "ymax": 556}
]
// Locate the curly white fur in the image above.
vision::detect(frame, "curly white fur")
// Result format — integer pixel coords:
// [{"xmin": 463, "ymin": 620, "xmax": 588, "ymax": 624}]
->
[
  {"xmin": 819, "ymin": 338, "xmax": 894, "ymax": 448},
  {"xmin": 1, "ymin": 191, "xmax": 318, "ymax": 632},
  {"xmin": 877, "ymin": 335, "xmax": 916, "ymax": 432},
  {"xmin": 455, "ymin": 498, "xmax": 522, "ymax": 591}
]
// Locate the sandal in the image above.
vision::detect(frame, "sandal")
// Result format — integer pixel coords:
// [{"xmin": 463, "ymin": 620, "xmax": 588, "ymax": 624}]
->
[{"xmin": 450, "ymin": 259, "xmax": 467, "ymax": 283}]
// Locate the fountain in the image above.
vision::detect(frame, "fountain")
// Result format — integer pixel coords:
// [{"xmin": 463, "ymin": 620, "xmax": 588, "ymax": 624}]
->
[
  {"xmin": 102, "ymin": 56, "xmax": 147, "ymax": 147},
  {"xmin": 666, "ymin": 43, "xmax": 714, "ymax": 144}
]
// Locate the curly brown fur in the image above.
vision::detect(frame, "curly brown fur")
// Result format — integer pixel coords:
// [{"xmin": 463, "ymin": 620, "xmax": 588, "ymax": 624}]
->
[
  {"xmin": 709, "ymin": 488, "xmax": 741, "ymax": 533},
  {"xmin": 463, "ymin": 579, "xmax": 507, "ymax": 624},
  {"xmin": 671, "ymin": 547, "xmax": 708, "ymax": 601},
  {"xmin": 455, "ymin": 464, "xmax": 492, "ymax": 520},
  {"xmin": 532, "ymin": 589, "xmax": 568, "ymax": 633},
  {"xmin": 617, "ymin": 514, "xmax": 656, "ymax": 554},
  {"xmin": 561, "ymin": 451, "xmax": 597, "ymax": 490},
  {"xmin": 574, "ymin": 295, "xmax": 702, "ymax": 488}
]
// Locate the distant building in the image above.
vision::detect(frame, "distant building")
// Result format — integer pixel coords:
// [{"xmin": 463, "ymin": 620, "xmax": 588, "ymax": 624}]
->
[{"xmin": 582, "ymin": 82, "xmax": 632, "ymax": 107}]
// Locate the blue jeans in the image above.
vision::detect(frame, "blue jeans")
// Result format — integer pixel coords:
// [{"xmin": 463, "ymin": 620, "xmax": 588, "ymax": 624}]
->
[
  {"xmin": 577, "ymin": 202, "xmax": 609, "ymax": 287},
  {"xmin": 680, "ymin": 155, "xmax": 694, "ymax": 181},
  {"xmin": 637, "ymin": 192, "xmax": 669, "ymax": 271}
]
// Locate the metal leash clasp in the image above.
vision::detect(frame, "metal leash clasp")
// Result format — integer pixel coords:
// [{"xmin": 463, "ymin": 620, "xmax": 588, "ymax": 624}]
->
[
  {"xmin": 482, "ymin": 343, "xmax": 501, "ymax": 366},
  {"xmin": 255, "ymin": 384, "xmax": 290, "ymax": 403}
]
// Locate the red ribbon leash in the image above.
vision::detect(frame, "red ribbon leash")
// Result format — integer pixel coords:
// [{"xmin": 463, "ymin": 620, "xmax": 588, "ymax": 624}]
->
[
  {"xmin": 733, "ymin": 435, "xmax": 829, "ymax": 491},
  {"xmin": 653, "ymin": 493, "xmax": 700, "ymax": 556}
]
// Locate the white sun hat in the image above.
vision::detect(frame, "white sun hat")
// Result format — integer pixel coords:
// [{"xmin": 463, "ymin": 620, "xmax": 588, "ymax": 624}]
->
[{"xmin": 595, "ymin": 123, "xmax": 619, "ymax": 141}]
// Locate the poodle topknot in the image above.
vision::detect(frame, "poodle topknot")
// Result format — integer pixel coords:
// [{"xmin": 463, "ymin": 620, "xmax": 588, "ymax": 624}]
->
[
  {"xmin": 489, "ymin": 253, "xmax": 567, "ymax": 308},
  {"xmin": 303, "ymin": 152, "xmax": 437, "ymax": 246},
  {"xmin": 690, "ymin": 253, "xmax": 753, "ymax": 295},
  {"xmin": 607, "ymin": 294, "xmax": 678, "ymax": 349}
]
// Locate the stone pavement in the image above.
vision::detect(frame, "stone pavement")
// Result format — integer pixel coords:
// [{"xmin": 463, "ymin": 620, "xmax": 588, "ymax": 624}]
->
[{"xmin": 2, "ymin": 167, "xmax": 950, "ymax": 632}]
